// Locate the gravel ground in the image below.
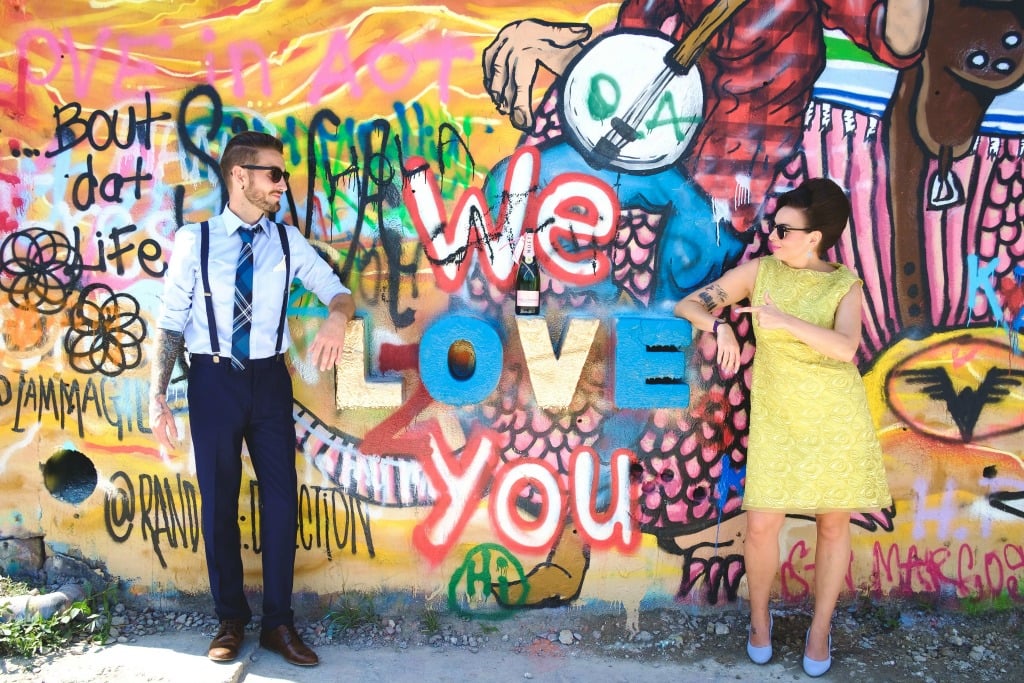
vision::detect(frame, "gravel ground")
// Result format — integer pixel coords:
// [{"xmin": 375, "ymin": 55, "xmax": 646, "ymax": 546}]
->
[{"xmin": 3, "ymin": 589, "xmax": 1022, "ymax": 682}]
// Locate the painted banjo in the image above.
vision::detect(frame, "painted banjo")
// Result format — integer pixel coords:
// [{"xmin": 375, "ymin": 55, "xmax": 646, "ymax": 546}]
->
[{"xmin": 559, "ymin": 0, "xmax": 749, "ymax": 174}]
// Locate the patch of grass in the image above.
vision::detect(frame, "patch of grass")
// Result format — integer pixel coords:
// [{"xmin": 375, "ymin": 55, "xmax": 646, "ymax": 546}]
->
[
  {"xmin": 90, "ymin": 585, "xmax": 114, "ymax": 644},
  {"xmin": 0, "ymin": 575, "xmax": 32, "ymax": 598},
  {"xmin": 0, "ymin": 578, "xmax": 116, "ymax": 658},
  {"xmin": 961, "ymin": 589, "xmax": 1018, "ymax": 616},
  {"xmin": 326, "ymin": 594, "xmax": 378, "ymax": 636},
  {"xmin": 420, "ymin": 608, "xmax": 441, "ymax": 634},
  {"xmin": 479, "ymin": 623, "xmax": 499, "ymax": 634},
  {"xmin": 0, "ymin": 599, "xmax": 100, "ymax": 658}
]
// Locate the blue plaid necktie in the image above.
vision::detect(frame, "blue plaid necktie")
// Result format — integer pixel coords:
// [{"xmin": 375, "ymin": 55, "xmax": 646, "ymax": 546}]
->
[{"xmin": 230, "ymin": 225, "xmax": 258, "ymax": 371}]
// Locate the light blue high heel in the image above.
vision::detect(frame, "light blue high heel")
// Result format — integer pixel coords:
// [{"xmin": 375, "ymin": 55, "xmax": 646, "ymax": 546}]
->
[
  {"xmin": 746, "ymin": 614, "xmax": 773, "ymax": 664},
  {"xmin": 802, "ymin": 628, "xmax": 832, "ymax": 677}
]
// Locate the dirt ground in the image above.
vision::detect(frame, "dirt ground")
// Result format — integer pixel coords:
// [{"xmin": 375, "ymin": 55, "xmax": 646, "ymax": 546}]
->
[{"xmin": 2, "ymin": 596, "xmax": 1022, "ymax": 682}]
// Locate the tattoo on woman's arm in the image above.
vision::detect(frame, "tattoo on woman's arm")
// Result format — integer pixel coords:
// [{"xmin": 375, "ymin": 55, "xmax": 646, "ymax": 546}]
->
[{"xmin": 697, "ymin": 283, "xmax": 728, "ymax": 312}]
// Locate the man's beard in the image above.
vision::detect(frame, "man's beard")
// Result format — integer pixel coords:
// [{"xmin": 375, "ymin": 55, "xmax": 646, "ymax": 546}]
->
[{"xmin": 245, "ymin": 186, "xmax": 281, "ymax": 215}]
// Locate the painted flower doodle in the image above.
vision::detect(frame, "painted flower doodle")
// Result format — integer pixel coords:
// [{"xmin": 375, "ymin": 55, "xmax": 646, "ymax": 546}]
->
[
  {"xmin": 0, "ymin": 228, "xmax": 83, "ymax": 314},
  {"xmin": 63, "ymin": 283, "xmax": 147, "ymax": 377}
]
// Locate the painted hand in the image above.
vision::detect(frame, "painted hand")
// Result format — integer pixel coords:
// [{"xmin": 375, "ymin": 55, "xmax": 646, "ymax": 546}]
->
[
  {"xmin": 482, "ymin": 19, "xmax": 592, "ymax": 131},
  {"xmin": 883, "ymin": 0, "xmax": 931, "ymax": 57}
]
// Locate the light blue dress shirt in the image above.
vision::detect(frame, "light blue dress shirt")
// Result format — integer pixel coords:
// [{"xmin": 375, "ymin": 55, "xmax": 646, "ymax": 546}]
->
[{"xmin": 157, "ymin": 207, "xmax": 349, "ymax": 359}]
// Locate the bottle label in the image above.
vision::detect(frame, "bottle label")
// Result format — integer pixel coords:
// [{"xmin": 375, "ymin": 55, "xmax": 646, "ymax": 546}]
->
[
  {"xmin": 516, "ymin": 290, "xmax": 539, "ymax": 307},
  {"xmin": 522, "ymin": 232, "xmax": 534, "ymax": 260}
]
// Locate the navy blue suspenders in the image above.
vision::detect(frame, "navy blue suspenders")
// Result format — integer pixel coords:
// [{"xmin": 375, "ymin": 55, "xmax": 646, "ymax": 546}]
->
[
  {"xmin": 198, "ymin": 220, "xmax": 291, "ymax": 361},
  {"xmin": 273, "ymin": 221, "xmax": 291, "ymax": 354},
  {"xmin": 198, "ymin": 221, "xmax": 221, "ymax": 361}
]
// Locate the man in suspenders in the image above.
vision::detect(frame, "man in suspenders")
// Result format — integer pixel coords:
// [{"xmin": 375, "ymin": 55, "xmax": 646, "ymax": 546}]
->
[{"xmin": 148, "ymin": 131, "xmax": 354, "ymax": 666}]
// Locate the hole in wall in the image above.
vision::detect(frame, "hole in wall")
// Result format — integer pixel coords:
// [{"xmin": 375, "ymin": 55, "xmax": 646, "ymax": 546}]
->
[{"xmin": 42, "ymin": 449, "xmax": 97, "ymax": 505}]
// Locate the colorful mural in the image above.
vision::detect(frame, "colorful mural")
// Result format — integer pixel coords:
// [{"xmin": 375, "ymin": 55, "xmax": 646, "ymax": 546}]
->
[{"xmin": 1, "ymin": 0, "xmax": 1023, "ymax": 630}]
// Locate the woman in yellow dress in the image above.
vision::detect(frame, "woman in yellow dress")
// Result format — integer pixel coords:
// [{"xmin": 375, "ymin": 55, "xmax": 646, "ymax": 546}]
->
[{"xmin": 674, "ymin": 178, "xmax": 891, "ymax": 677}]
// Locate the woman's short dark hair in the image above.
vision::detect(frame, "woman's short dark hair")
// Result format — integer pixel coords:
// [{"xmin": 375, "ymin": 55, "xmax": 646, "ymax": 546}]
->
[
  {"xmin": 219, "ymin": 131, "xmax": 284, "ymax": 182},
  {"xmin": 775, "ymin": 178, "xmax": 851, "ymax": 256}
]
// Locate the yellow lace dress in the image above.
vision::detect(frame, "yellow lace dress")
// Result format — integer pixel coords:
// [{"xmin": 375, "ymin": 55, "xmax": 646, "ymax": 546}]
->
[{"xmin": 742, "ymin": 256, "xmax": 891, "ymax": 513}]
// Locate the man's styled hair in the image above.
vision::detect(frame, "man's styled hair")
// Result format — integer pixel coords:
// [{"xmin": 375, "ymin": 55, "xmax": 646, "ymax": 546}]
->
[
  {"xmin": 219, "ymin": 131, "xmax": 284, "ymax": 183},
  {"xmin": 775, "ymin": 178, "xmax": 851, "ymax": 256}
]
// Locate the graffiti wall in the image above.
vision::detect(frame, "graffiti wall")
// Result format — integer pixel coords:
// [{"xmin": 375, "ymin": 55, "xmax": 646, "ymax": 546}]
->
[{"xmin": 1, "ymin": 0, "xmax": 1023, "ymax": 624}]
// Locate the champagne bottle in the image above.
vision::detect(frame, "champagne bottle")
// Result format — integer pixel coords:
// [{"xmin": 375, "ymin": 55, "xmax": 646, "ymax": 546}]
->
[{"xmin": 515, "ymin": 230, "xmax": 540, "ymax": 315}]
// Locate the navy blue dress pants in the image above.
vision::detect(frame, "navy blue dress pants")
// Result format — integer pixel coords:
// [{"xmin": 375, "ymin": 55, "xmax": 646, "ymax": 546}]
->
[{"xmin": 187, "ymin": 353, "xmax": 297, "ymax": 631}]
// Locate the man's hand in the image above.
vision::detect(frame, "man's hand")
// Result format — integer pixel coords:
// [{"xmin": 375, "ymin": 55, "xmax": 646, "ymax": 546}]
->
[
  {"xmin": 148, "ymin": 329, "xmax": 185, "ymax": 451},
  {"xmin": 308, "ymin": 293, "xmax": 354, "ymax": 372},
  {"xmin": 483, "ymin": 19, "xmax": 592, "ymax": 131},
  {"xmin": 308, "ymin": 312, "xmax": 347, "ymax": 372},
  {"xmin": 149, "ymin": 395, "xmax": 179, "ymax": 451}
]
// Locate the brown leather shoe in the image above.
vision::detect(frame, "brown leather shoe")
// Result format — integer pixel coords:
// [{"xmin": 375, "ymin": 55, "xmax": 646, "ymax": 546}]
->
[
  {"xmin": 259, "ymin": 624, "xmax": 319, "ymax": 666},
  {"xmin": 208, "ymin": 619, "xmax": 246, "ymax": 662}
]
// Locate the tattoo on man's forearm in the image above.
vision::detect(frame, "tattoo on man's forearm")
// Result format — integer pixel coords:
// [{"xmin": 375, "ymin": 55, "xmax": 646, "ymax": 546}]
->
[
  {"xmin": 151, "ymin": 330, "xmax": 185, "ymax": 397},
  {"xmin": 698, "ymin": 290, "xmax": 716, "ymax": 311}
]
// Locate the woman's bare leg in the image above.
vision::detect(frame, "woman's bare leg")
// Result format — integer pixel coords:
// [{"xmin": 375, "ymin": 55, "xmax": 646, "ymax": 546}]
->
[
  {"xmin": 807, "ymin": 511, "xmax": 851, "ymax": 659},
  {"xmin": 744, "ymin": 510, "xmax": 786, "ymax": 646}
]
